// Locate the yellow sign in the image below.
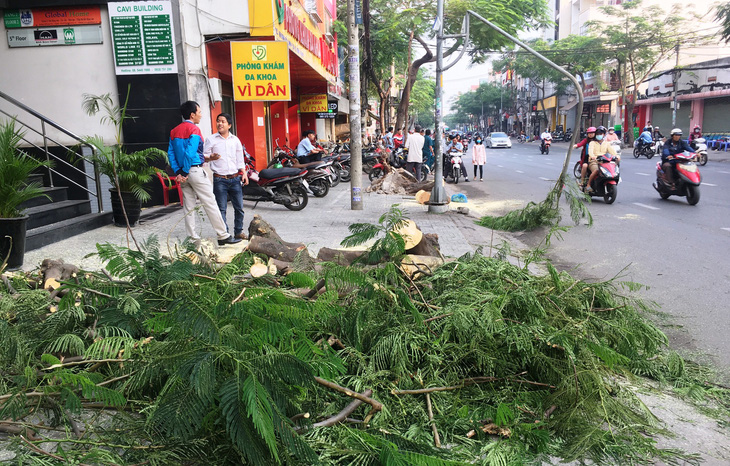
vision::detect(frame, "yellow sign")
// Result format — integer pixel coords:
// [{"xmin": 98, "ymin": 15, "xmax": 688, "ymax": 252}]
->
[
  {"xmin": 231, "ymin": 41, "xmax": 291, "ymax": 101},
  {"xmin": 300, "ymin": 94, "xmax": 328, "ymax": 113},
  {"xmin": 537, "ymin": 95, "xmax": 557, "ymax": 111}
]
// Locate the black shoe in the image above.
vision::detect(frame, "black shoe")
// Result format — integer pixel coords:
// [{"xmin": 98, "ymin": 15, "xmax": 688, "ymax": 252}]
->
[{"xmin": 218, "ymin": 236, "xmax": 242, "ymax": 246}]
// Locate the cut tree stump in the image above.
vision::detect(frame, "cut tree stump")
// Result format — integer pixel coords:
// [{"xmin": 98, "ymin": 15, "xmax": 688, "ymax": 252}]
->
[
  {"xmin": 40, "ymin": 259, "xmax": 79, "ymax": 290},
  {"xmin": 401, "ymin": 254, "xmax": 444, "ymax": 279},
  {"xmin": 393, "ymin": 219, "xmax": 422, "ymax": 250},
  {"xmin": 248, "ymin": 215, "xmax": 285, "ymax": 241},
  {"xmin": 316, "ymin": 247, "xmax": 366, "ymax": 265},
  {"xmin": 248, "ymin": 236, "xmax": 312, "ymax": 264},
  {"xmin": 406, "ymin": 233, "xmax": 441, "ymax": 258}
]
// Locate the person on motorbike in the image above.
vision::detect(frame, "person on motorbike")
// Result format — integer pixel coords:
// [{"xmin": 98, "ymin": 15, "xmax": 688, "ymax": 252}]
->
[
  {"xmin": 653, "ymin": 126, "xmax": 664, "ymax": 141},
  {"xmin": 637, "ymin": 126, "xmax": 654, "ymax": 153},
  {"xmin": 540, "ymin": 129, "xmax": 553, "ymax": 151},
  {"xmin": 606, "ymin": 127, "xmax": 619, "ymax": 142},
  {"xmin": 661, "ymin": 128, "xmax": 693, "ymax": 189},
  {"xmin": 573, "ymin": 126, "xmax": 596, "ymax": 189},
  {"xmin": 584, "ymin": 126, "xmax": 618, "ymax": 193},
  {"xmin": 445, "ymin": 134, "xmax": 470, "ymax": 182},
  {"xmin": 689, "ymin": 125, "xmax": 702, "ymax": 144}
]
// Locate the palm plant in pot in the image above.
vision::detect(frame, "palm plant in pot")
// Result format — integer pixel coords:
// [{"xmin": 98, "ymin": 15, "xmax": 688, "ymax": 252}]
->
[
  {"xmin": 82, "ymin": 89, "xmax": 167, "ymax": 227},
  {"xmin": 0, "ymin": 120, "xmax": 51, "ymax": 269}
]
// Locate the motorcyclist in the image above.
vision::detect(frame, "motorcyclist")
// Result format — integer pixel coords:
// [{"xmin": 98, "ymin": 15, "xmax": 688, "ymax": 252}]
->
[
  {"xmin": 573, "ymin": 126, "xmax": 596, "ymax": 189},
  {"xmin": 584, "ymin": 126, "xmax": 618, "ymax": 193},
  {"xmin": 445, "ymin": 134, "xmax": 470, "ymax": 182},
  {"xmin": 540, "ymin": 129, "xmax": 553, "ymax": 151},
  {"xmin": 637, "ymin": 126, "xmax": 654, "ymax": 153},
  {"xmin": 661, "ymin": 128, "xmax": 693, "ymax": 189},
  {"xmin": 605, "ymin": 127, "xmax": 619, "ymax": 143},
  {"xmin": 689, "ymin": 125, "xmax": 702, "ymax": 144},
  {"xmin": 653, "ymin": 126, "xmax": 664, "ymax": 141}
]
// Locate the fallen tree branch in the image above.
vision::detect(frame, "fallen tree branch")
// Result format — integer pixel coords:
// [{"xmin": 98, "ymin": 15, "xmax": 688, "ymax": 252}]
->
[
  {"xmin": 425, "ymin": 393, "xmax": 441, "ymax": 448},
  {"xmin": 296, "ymin": 389, "xmax": 374, "ymax": 433},
  {"xmin": 22, "ymin": 435, "xmax": 93, "ymax": 465},
  {"xmin": 41, "ymin": 358, "xmax": 131, "ymax": 371},
  {"xmin": 423, "ymin": 313, "xmax": 453, "ymax": 323},
  {"xmin": 392, "ymin": 372, "xmax": 532, "ymax": 395},
  {"xmin": 304, "ymin": 279, "xmax": 326, "ymax": 299},
  {"xmin": 1, "ymin": 274, "xmax": 18, "ymax": 295},
  {"xmin": 313, "ymin": 377, "xmax": 382, "ymax": 415}
]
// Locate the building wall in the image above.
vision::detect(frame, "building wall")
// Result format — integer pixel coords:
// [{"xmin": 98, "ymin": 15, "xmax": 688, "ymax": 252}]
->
[{"xmin": 0, "ymin": 4, "xmax": 118, "ymax": 145}]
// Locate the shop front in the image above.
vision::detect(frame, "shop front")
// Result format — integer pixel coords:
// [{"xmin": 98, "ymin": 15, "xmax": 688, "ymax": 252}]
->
[{"xmin": 205, "ymin": 0, "xmax": 338, "ymax": 172}]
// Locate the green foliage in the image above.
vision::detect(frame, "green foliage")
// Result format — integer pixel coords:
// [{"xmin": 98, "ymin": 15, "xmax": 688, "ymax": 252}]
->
[
  {"xmin": 341, "ymin": 204, "xmax": 409, "ymax": 263},
  {"xmin": 448, "ymin": 82, "xmax": 514, "ymax": 128},
  {"xmin": 81, "ymin": 87, "xmax": 167, "ymax": 201},
  {"xmin": 717, "ymin": 2, "xmax": 730, "ymax": 43},
  {"xmin": 0, "ymin": 120, "xmax": 51, "ymax": 218},
  {"xmin": 1, "ymin": 224, "xmax": 727, "ymax": 465},
  {"xmin": 477, "ymin": 175, "xmax": 592, "ymax": 232}
]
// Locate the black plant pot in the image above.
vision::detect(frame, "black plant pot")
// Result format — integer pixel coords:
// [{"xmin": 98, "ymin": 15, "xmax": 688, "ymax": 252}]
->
[
  {"xmin": 110, "ymin": 189, "xmax": 142, "ymax": 227},
  {"xmin": 0, "ymin": 216, "xmax": 29, "ymax": 269}
]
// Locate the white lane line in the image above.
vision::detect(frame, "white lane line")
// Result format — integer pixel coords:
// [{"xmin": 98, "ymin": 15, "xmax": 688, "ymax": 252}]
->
[
  {"xmin": 497, "ymin": 165, "xmax": 504, "ymax": 168},
  {"xmin": 516, "ymin": 170, "xmax": 525, "ymax": 174},
  {"xmin": 633, "ymin": 203, "xmax": 660, "ymax": 210},
  {"xmin": 539, "ymin": 177, "xmax": 551, "ymax": 181},
  {"xmin": 719, "ymin": 170, "xmax": 730, "ymax": 174},
  {"xmin": 635, "ymin": 172, "xmax": 650, "ymax": 176},
  {"xmin": 722, "ymin": 228, "xmax": 730, "ymax": 232},
  {"xmin": 704, "ymin": 183, "xmax": 717, "ymax": 186}
]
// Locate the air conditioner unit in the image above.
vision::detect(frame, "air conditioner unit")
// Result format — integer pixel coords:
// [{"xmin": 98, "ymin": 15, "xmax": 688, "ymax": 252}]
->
[
  {"xmin": 209, "ymin": 77, "xmax": 223, "ymax": 103},
  {"xmin": 305, "ymin": 0, "xmax": 323, "ymax": 23},
  {"xmin": 325, "ymin": 32, "xmax": 334, "ymax": 42}
]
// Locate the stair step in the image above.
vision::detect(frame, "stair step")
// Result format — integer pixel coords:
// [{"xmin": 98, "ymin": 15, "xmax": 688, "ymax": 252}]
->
[
  {"xmin": 25, "ymin": 200, "xmax": 91, "ymax": 230},
  {"xmin": 20, "ymin": 186, "xmax": 68, "ymax": 209},
  {"xmin": 26, "ymin": 211, "xmax": 113, "ymax": 251},
  {"xmin": 27, "ymin": 173, "xmax": 45, "ymax": 186}
]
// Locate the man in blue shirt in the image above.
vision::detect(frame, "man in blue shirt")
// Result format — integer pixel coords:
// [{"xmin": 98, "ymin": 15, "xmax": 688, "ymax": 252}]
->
[
  {"xmin": 661, "ymin": 128, "xmax": 693, "ymax": 188},
  {"xmin": 168, "ymin": 101, "xmax": 241, "ymax": 246},
  {"xmin": 297, "ymin": 131, "xmax": 323, "ymax": 163},
  {"xmin": 637, "ymin": 126, "xmax": 653, "ymax": 152}
]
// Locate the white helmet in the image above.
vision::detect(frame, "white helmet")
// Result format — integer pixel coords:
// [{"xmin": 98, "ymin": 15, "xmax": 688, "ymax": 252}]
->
[{"xmin": 670, "ymin": 128, "xmax": 682, "ymax": 136}]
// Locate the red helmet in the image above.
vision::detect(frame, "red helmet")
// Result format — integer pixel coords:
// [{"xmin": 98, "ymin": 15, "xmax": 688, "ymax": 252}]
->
[{"xmin": 587, "ymin": 127, "xmax": 597, "ymax": 133}]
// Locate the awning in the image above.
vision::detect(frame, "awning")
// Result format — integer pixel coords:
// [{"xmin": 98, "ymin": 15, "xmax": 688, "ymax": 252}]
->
[{"xmin": 561, "ymin": 100, "xmax": 579, "ymax": 111}]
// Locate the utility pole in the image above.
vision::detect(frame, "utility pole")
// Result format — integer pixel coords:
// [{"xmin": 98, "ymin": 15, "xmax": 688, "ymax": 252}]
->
[
  {"xmin": 428, "ymin": 0, "xmax": 448, "ymax": 213},
  {"xmin": 671, "ymin": 42, "xmax": 680, "ymax": 128},
  {"xmin": 347, "ymin": 0, "xmax": 362, "ymax": 210}
]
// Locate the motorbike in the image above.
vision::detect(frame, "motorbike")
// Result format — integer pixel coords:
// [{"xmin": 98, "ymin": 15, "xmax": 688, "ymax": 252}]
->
[
  {"xmin": 243, "ymin": 166, "xmax": 309, "ymax": 211},
  {"xmin": 390, "ymin": 147, "xmax": 407, "ymax": 168},
  {"xmin": 584, "ymin": 153, "xmax": 620, "ymax": 204},
  {"xmin": 540, "ymin": 138, "xmax": 552, "ymax": 154},
  {"xmin": 633, "ymin": 139, "xmax": 656, "ymax": 159},
  {"xmin": 690, "ymin": 138, "xmax": 708, "ymax": 166},
  {"xmin": 564, "ymin": 128, "xmax": 573, "ymax": 142},
  {"xmin": 610, "ymin": 140, "xmax": 622, "ymax": 159},
  {"xmin": 652, "ymin": 151, "xmax": 701, "ymax": 205},
  {"xmin": 444, "ymin": 151, "xmax": 464, "ymax": 184},
  {"xmin": 268, "ymin": 147, "xmax": 334, "ymax": 198}
]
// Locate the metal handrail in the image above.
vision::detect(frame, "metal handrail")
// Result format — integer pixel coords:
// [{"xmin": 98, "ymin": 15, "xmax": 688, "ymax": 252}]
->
[{"xmin": 0, "ymin": 90, "xmax": 104, "ymax": 212}]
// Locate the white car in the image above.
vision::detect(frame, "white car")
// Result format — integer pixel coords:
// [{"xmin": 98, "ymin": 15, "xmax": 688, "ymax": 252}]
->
[{"xmin": 486, "ymin": 132, "xmax": 512, "ymax": 148}]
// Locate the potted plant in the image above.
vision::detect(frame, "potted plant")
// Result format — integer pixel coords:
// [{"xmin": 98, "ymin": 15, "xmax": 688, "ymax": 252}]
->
[
  {"xmin": 0, "ymin": 120, "xmax": 51, "ymax": 269},
  {"xmin": 82, "ymin": 89, "xmax": 167, "ymax": 227}
]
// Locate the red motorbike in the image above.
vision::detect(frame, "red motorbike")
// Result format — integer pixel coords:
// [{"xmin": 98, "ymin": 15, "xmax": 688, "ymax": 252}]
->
[
  {"xmin": 653, "ymin": 151, "xmax": 701, "ymax": 205},
  {"xmin": 584, "ymin": 153, "xmax": 620, "ymax": 204}
]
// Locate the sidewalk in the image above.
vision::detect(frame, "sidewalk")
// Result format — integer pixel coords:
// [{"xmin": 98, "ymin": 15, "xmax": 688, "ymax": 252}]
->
[{"xmin": 21, "ymin": 179, "xmax": 531, "ymax": 272}]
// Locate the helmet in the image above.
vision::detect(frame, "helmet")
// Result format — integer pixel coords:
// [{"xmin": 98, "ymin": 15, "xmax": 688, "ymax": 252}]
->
[
  {"xmin": 670, "ymin": 128, "xmax": 682, "ymax": 136},
  {"xmin": 693, "ymin": 125, "xmax": 701, "ymax": 131},
  {"xmin": 596, "ymin": 126, "xmax": 607, "ymax": 134},
  {"xmin": 644, "ymin": 126, "xmax": 652, "ymax": 132},
  {"xmin": 586, "ymin": 126, "xmax": 597, "ymax": 133}
]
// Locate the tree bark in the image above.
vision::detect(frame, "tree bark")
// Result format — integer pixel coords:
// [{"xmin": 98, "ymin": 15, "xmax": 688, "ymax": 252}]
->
[
  {"xmin": 394, "ymin": 35, "xmax": 433, "ymax": 132},
  {"xmin": 247, "ymin": 236, "xmax": 311, "ymax": 263}
]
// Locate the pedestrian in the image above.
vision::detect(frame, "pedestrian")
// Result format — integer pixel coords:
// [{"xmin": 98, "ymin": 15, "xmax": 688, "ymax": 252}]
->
[
  {"xmin": 384, "ymin": 126, "xmax": 394, "ymax": 149},
  {"xmin": 422, "ymin": 129, "xmax": 435, "ymax": 169},
  {"xmin": 168, "ymin": 101, "xmax": 241, "ymax": 245},
  {"xmin": 405, "ymin": 124, "xmax": 425, "ymax": 182},
  {"xmin": 393, "ymin": 128, "xmax": 404, "ymax": 149},
  {"xmin": 297, "ymin": 130, "xmax": 323, "ymax": 163},
  {"xmin": 472, "ymin": 135, "xmax": 486, "ymax": 181},
  {"xmin": 204, "ymin": 112, "xmax": 249, "ymax": 240}
]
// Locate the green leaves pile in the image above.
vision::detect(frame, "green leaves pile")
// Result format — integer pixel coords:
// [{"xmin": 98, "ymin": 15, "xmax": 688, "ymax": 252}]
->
[{"xmin": 0, "ymin": 217, "xmax": 726, "ymax": 464}]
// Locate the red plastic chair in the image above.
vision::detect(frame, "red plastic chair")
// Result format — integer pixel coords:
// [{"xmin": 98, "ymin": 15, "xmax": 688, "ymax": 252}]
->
[{"xmin": 156, "ymin": 172, "xmax": 183, "ymax": 206}]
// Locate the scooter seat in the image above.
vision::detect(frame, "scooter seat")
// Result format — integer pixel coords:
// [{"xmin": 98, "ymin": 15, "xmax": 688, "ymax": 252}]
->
[{"xmin": 259, "ymin": 167, "xmax": 302, "ymax": 179}]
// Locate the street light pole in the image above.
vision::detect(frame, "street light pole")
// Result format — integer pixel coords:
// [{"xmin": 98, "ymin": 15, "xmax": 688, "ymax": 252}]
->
[
  {"xmin": 671, "ymin": 42, "xmax": 680, "ymax": 128},
  {"xmin": 346, "ymin": 0, "xmax": 363, "ymax": 210},
  {"xmin": 428, "ymin": 0, "xmax": 448, "ymax": 213}
]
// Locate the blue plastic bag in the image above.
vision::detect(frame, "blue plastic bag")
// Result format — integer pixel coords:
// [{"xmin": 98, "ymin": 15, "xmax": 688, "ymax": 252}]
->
[{"xmin": 451, "ymin": 193, "xmax": 468, "ymax": 203}]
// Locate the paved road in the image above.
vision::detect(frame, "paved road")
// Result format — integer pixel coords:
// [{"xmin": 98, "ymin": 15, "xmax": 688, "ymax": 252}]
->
[{"xmin": 452, "ymin": 139, "xmax": 730, "ymax": 374}]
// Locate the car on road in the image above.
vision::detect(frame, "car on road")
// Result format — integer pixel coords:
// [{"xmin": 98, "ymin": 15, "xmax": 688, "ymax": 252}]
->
[{"xmin": 486, "ymin": 132, "xmax": 512, "ymax": 148}]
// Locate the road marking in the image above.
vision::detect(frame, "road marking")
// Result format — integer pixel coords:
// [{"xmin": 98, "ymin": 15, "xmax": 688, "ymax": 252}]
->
[
  {"xmin": 722, "ymin": 228, "xmax": 730, "ymax": 232},
  {"xmin": 633, "ymin": 203, "xmax": 660, "ymax": 210},
  {"xmin": 539, "ymin": 177, "xmax": 551, "ymax": 181},
  {"xmin": 703, "ymin": 183, "xmax": 717, "ymax": 186},
  {"xmin": 635, "ymin": 172, "xmax": 650, "ymax": 176},
  {"xmin": 516, "ymin": 170, "xmax": 524, "ymax": 174},
  {"xmin": 719, "ymin": 170, "xmax": 730, "ymax": 174},
  {"xmin": 497, "ymin": 165, "xmax": 504, "ymax": 168}
]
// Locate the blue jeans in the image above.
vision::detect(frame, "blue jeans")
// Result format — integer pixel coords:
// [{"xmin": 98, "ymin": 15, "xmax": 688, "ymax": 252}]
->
[{"xmin": 213, "ymin": 176, "xmax": 245, "ymax": 236}]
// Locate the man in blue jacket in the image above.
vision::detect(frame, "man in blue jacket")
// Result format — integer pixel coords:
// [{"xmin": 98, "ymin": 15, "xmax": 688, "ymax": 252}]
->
[
  {"xmin": 661, "ymin": 128, "xmax": 693, "ymax": 188},
  {"xmin": 168, "ymin": 101, "xmax": 241, "ymax": 246}
]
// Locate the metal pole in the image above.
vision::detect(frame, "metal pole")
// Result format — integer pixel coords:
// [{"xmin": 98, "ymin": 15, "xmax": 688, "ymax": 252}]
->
[
  {"xmin": 347, "ymin": 0, "xmax": 363, "ymax": 210},
  {"xmin": 671, "ymin": 42, "xmax": 679, "ymax": 127},
  {"xmin": 428, "ymin": 0, "xmax": 448, "ymax": 213}
]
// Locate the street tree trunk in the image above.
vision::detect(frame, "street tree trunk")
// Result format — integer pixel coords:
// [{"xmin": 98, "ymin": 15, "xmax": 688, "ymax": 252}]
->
[{"xmin": 394, "ymin": 35, "xmax": 433, "ymax": 132}]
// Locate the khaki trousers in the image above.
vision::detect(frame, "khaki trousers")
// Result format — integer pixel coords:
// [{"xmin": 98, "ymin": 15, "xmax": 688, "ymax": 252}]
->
[{"xmin": 180, "ymin": 166, "xmax": 229, "ymax": 240}]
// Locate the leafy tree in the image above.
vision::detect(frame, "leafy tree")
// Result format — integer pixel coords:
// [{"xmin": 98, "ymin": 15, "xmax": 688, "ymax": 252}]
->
[
  {"xmin": 587, "ymin": 0, "xmax": 698, "ymax": 143},
  {"xmin": 716, "ymin": 2, "xmax": 730, "ymax": 43},
  {"xmin": 448, "ymin": 82, "xmax": 511, "ymax": 128},
  {"xmin": 409, "ymin": 69, "xmax": 436, "ymax": 128}
]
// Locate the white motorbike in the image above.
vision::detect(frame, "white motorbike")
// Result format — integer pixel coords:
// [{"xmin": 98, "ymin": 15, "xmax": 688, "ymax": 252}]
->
[
  {"xmin": 691, "ymin": 138, "xmax": 708, "ymax": 166},
  {"xmin": 444, "ymin": 151, "xmax": 464, "ymax": 184}
]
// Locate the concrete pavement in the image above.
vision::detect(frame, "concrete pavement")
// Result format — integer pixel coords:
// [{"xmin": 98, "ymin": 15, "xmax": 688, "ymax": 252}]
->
[{"xmin": 21, "ymin": 178, "xmax": 531, "ymax": 272}]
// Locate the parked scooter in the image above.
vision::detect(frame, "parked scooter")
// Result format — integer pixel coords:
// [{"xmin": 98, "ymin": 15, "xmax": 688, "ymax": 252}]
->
[
  {"xmin": 584, "ymin": 153, "xmax": 620, "ymax": 204},
  {"xmin": 243, "ymin": 165, "xmax": 309, "ymax": 210},
  {"xmin": 690, "ymin": 138, "xmax": 708, "ymax": 166},
  {"xmin": 268, "ymin": 150, "xmax": 333, "ymax": 198},
  {"xmin": 563, "ymin": 128, "xmax": 573, "ymax": 142},
  {"xmin": 652, "ymin": 151, "xmax": 701, "ymax": 205}
]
